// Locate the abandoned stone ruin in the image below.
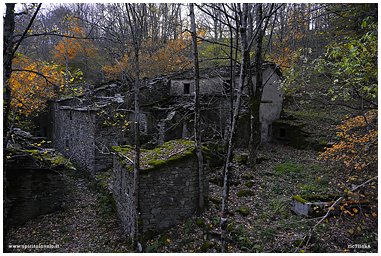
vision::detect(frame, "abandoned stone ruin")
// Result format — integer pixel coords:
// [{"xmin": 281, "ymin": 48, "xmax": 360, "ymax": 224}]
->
[
  {"xmin": 4, "ymin": 129, "xmax": 72, "ymax": 227},
  {"xmin": 111, "ymin": 140, "xmax": 211, "ymax": 240},
  {"xmin": 33, "ymin": 63, "xmax": 283, "ymax": 241}
]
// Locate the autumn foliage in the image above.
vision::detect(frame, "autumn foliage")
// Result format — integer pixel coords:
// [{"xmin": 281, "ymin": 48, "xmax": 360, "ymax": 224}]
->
[
  {"xmin": 53, "ymin": 16, "xmax": 97, "ymax": 69},
  {"xmin": 319, "ymin": 110, "xmax": 378, "ymax": 171},
  {"xmin": 268, "ymin": 11, "xmax": 308, "ymax": 68},
  {"xmin": 9, "ymin": 55, "xmax": 65, "ymax": 115},
  {"xmin": 103, "ymin": 32, "xmax": 194, "ymax": 80}
]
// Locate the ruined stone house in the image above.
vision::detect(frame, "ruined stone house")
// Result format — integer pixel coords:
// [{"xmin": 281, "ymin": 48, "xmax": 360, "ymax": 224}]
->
[
  {"xmin": 41, "ymin": 63, "xmax": 282, "ymax": 241},
  {"xmin": 111, "ymin": 140, "xmax": 210, "ymax": 241},
  {"xmin": 42, "ymin": 62, "xmax": 282, "ymax": 175},
  {"xmin": 168, "ymin": 62, "xmax": 283, "ymax": 145}
]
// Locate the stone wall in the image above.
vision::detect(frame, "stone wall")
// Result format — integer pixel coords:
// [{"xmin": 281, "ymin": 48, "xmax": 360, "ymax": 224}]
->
[
  {"xmin": 50, "ymin": 102, "xmax": 98, "ymax": 173},
  {"xmin": 112, "ymin": 144, "xmax": 208, "ymax": 241},
  {"xmin": 170, "ymin": 64, "xmax": 283, "ymax": 145},
  {"xmin": 4, "ymin": 152, "xmax": 65, "ymax": 227}
]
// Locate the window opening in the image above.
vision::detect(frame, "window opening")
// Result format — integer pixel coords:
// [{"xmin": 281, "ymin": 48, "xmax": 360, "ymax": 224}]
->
[
  {"xmin": 279, "ymin": 128, "xmax": 286, "ymax": 138},
  {"xmin": 184, "ymin": 83, "xmax": 190, "ymax": 95}
]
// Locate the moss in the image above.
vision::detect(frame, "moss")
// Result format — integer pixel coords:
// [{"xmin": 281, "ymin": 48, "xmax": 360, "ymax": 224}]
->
[
  {"xmin": 238, "ymin": 206, "xmax": 249, "ymax": 216},
  {"xmin": 209, "ymin": 198, "xmax": 221, "ymax": 210},
  {"xmin": 236, "ymin": 154, "xmax": 248, "ymax": 165},
  {"xmin": 292, "ymin": 195, "xmax": 310, "ymax": 204},
  {"xmin": 196, "ymin": 218, "xmax": 204, "ymax": 227},
  {"xmin": 201, "ymin": 241, "xmax": 214, "ymax": 252},
  {"xmin": 245, "ymin": 181, "xmax": 253, "ymax": 188},
  {"xmin": 237, "ymin": 189, "xmax": 251, "ymax": 197},
  {"xmin": 113, "ymin": 139, "xmax": 196, "ymax": 172},
  {"xmin": 293, "ymin": 194, "xmax": 341, "ymax": 204},
  {"xmin": 241, "ymin": 173, "xmax": 254, "ymax": 180}
]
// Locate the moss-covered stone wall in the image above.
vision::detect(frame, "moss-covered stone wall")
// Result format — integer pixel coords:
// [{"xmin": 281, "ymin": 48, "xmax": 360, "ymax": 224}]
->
[
  {"xmin": 112, "ymin": 140, "xmax": 208, "ymax": 241},
  {"xmin": 4, "ymin": 150, "xmax": 66, "ymax": 227}
]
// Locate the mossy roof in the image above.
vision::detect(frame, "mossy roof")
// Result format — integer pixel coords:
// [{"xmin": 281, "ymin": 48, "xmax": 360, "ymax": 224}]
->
[
  {"xmin": 112, "ymin": 139, "xmax": 197, "ymax": 171},
  {"xmin": 5, "ymin": 147, "xmax": 75, "ymax": 170}
]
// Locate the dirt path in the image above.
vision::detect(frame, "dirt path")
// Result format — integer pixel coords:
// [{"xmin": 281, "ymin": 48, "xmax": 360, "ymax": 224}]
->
[{"xmin": 7, "ymin": 172, "xmax": 131, "ymax": 253}]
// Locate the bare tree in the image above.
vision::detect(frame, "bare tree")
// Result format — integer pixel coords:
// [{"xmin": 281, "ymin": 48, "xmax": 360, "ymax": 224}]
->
[
  {"xmin": 220, "ymin": 3, "xmax": 252, "ymax": 252},
  {"xmin": 126, "ymin": 3, "xmax": 143, "ymax": 250},
  {"xmin": 248, "ymin": 3, "xmax": 265, "ymax": 169},
  {"xmin": 189, "ymin": 3, "xmax": 205, "ymax": 214}
]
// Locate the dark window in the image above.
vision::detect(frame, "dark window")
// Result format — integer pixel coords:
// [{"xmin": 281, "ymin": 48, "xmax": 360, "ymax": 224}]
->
[
  {"xmin": 184, "ymin": 83, "xmax": 190, "ymax": 95},
  {"xmin": 66, "ymin": 139, "xmax": 69, "ymax": 148},
  {"xmin": 69, "ymin": 110, "xmax": 73, "ymax": 120},
  {"xmin": 268, "ymin": 124, "xmax": 273, "ymax": 136},
  {"xmin": 279, "ymin": 128, "xmax": 286, "ymax": 138}
]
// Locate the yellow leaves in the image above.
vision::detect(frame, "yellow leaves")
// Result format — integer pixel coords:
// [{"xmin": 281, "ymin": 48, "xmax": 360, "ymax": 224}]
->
[
  {"xmin": 319, "ymin": 110, "xmax": 377, "ymax": 170},
  {"xmin": 10, "ymin": 55, "xmax": 65, "ymax": 115}
]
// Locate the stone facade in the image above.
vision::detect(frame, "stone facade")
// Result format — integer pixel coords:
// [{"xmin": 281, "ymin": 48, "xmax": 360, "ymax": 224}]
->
[
  {"xmin": 42, "ymin": 64, "xmax": 282, "ymax": 241},
  {"xmin": 169, "ymin": 63, "xmax": 283, "ymax": 144},
  {"xmin": 112, "ymin": 141, "xmax": 209, "ymax": 241},
  {"xmin": 4, "ymin": 149, "xmax": 66, "ymax": 227},
  {"xmin": 44, "ymin": 63, "xmax": 282, "ymax": 174},
  {"xmin": 49, "ymin": 101, "xmax": 99, "ymax": 173}
]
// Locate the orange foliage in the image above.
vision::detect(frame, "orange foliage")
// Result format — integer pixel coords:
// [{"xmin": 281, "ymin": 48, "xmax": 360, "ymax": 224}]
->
[
  {"xmin": 268, "ymin": 11, "xmax": 308, "ymax": 68},
  {"xmin": 53, "ymin": 16, "xmax": 97, "ymax": 66},
  {"xmin": 103, "ymin": 32, "xmax": 193, "ymax": 80},
  {"xmin": 319, "ymin": 110, "xmax": 378, "ymax": 171},
  {"xmin": 9, "ymin": 55, "xmax": 65, "ymax": 114}
]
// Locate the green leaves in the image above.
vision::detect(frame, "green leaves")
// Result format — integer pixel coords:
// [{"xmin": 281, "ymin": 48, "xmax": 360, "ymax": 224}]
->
[{"xmin": 314, "ymin": 15, "xmax": 377, "ymax": 104}]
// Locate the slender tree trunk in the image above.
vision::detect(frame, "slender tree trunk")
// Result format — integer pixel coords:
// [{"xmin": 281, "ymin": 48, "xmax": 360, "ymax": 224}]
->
[
  {"xmin": 126, "ymin": 3, "xmax": 142, "ymax": 250},
  {"xmin": 249, "ymin": 3, "xmax": 264, "ymax": 169},
  {"xmin": 2, "ymin": 6, "xmax": 15, "ymax": 253},
  {"xmin": 162, "ymin": 3, "xmax": 168, "ymax": 43},
  {"xmin": 220, "ymin": 4, "xmax": 249, "ymax": 252},
  {"xmin": 189, "ymin": 3, "xmax": 205, "ymax": 214},
  {"xmin": 3, "ymin": 4, "xmax": 42, "ymax": 251},
  {"xmin": 3, "ymin": 3, "xmax": 16, "ymax": 140}
]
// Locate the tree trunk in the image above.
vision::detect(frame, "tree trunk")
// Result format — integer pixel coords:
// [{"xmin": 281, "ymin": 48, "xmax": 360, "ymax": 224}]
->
[
  {"xmin": 126, "ymin": 3, "xmax": 142, "ymax": 251},
  {"xmin": 248, "ymin": 3, "xmax": 264, "ymax": 169},
  {"xmin": 189, "ymin": 3, "xmax": 205, "ymax": 214},
  {"xmin": 3, "ymin": 3, "xmax": 16, "ymax": 140},
  {"xmin": 2, "ymin": 7, "xmax": 15, "ymax": 252},
  {"xmin": 220, "ymin": 3, "xmax": 249, "ymax": 252}
]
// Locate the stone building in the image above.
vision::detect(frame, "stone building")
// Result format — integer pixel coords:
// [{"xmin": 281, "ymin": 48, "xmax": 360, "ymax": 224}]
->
[
  {"xmin": 41, "ymin": 62, "xmax": 283, "ymax": 242},
  {"xmin": 112, "ymin": 140, "xmax": 209, "ymax": 242},
  {"xmin": 169, "ymin": 62, "xmax": 283, "ymax": 144},
  {"xmin": 43, "ymin": 63, "xmax": 282, "ymax": 175},
  {"xmin": 43, "ymin": 83, "xmax": 159, "ymax": 175}
]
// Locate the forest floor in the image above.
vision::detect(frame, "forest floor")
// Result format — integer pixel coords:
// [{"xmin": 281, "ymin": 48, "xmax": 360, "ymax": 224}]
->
[
  {"xmin": 6, "ymin": 92, "xmax": 378, "ymax": 253},
  {"xmin": 7, "ymin": 143, "xmax": 378, "ymax": 253}
]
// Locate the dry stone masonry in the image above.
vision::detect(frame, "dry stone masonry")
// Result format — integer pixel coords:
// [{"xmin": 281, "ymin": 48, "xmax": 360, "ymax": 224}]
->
[{"xmin": 112, "ymin": 140, "xmax": 209, "ymax": 241}]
